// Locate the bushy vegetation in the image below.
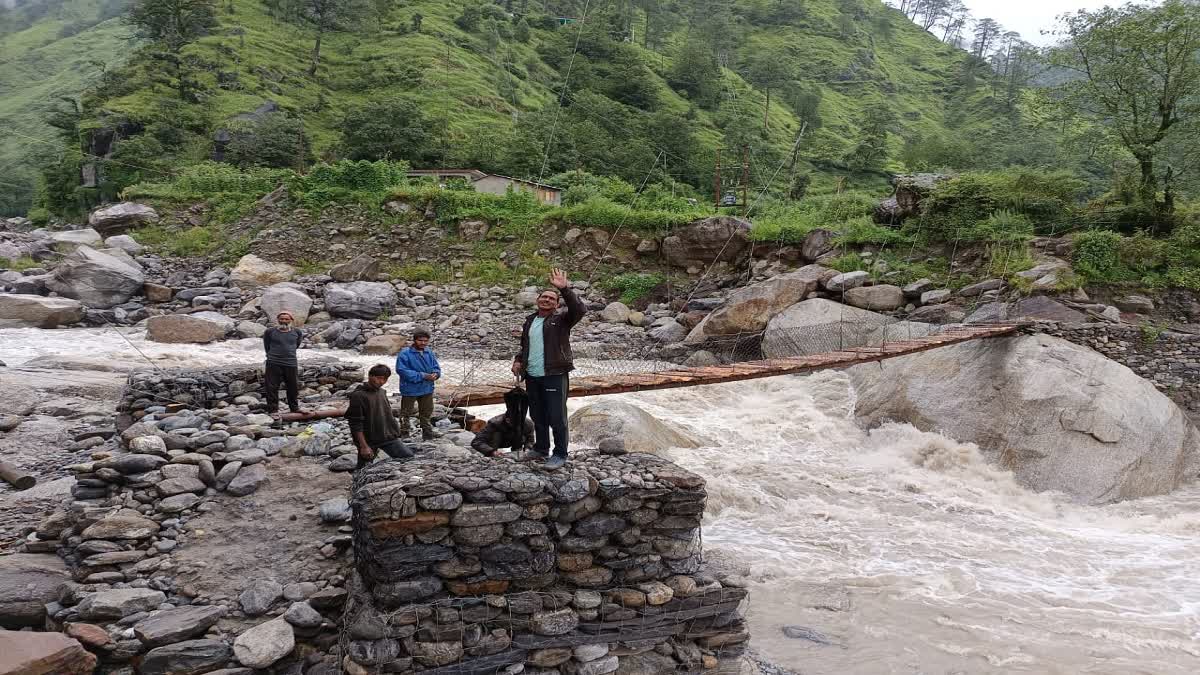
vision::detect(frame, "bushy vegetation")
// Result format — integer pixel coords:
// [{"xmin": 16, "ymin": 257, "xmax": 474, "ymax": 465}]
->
[
  {"xmin": 916, "ymin": 169, "xmax": 1086, "ymax": 240},
  {"xmin": 748, "ymin": 193, "xmax": 879, "ymax": 243},
  {"xmin": 602, "ymin": 272, "xmax": 665, "ymax": 304}
]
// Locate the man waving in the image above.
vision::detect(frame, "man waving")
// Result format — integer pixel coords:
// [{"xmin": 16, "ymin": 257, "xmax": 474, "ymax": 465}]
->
[{"xmin": 511, "ymin": 269, "xmax": 587, "ymax": 469}]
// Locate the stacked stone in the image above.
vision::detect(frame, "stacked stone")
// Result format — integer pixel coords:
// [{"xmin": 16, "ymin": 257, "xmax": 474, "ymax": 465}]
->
[
  {"xmin": 1023, "ymin": 321, "xmax": 1200, "ymax": 411},
  {"xmin": 119, "ymin": 361, "xmax": 363, "ymax": 414},
  {"xmin": 343, "ymin": 450, "xmax": 749, "ymax": 674}
]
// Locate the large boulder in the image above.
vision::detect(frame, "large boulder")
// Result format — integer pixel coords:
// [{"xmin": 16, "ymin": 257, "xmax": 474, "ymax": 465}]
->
[
  {"xmin": 0, "ymin": 629, "xmax": 96, "ymax": 674},
  {"xmin": 890, "ymin": 173, "xmax": 949, "ymax": 222},
  {"xmin": 146, "ymin": 312, "xmax": 234, "ymax": 344},
  {"xmin": 847, "ymin": 333, "xmax": 1200, "ymax": 503},
  {"xmin": 47, "ymin": 228, "xmax": 103, "ymax": 247},
  {"xmin": 685, "ymin": 265, "xmax": 835, "ymax": 342},
  {"xmin": 964, "ymin": 296, "xmax": 1086, "ymax": 324},
  {"xmin": 233, "ymin": 617, "xmax": 295, "ymax": 668},
  {"xmin": 843, "ymin": 284, "xmax": 904, "ymax": 311},
  {"xmin": 230, "ymin": 254, "xmax": 296, "ymax": 289},
  {"xmin": 325, "ymin": 281, "xmax": 398, "ymax": 319},
  {"xmin": 259, "ymin": 283, "xmax": 313, "ymax": 325},
  {"xmin": 567, "ymin": 400, "xmax": 705, "ymax": 454},
  {"xmin": 329, "ymin": 255, "xmax": 380, "ymax": 282},
  {"xmin": 0, "ymin": 554, "xmax": 72, "ymax": 629},
  {"xmin": 104, "ymin": 234, "xmax": 145, "ymax": 254},
  {"xmin": 87, "ymin": 202, "xmax": 159, "ymax": 234},
  {"xmin": 45, "ymin": 245, "xmax": 144, "ymax": 308},
  {"xmin": 801, "ymin": 229, "xmax": 836, "ymax": 261},
  {"xmin": 661, "ymin": 216, "xmax": 751, "ymax": 269},
  {"xmin": 761, "ymin": 298, "xmax": 896, "ymax": 358},
  {"xmin": 0, "ymin": 294, "xmax": 84, "ymax": 328}
]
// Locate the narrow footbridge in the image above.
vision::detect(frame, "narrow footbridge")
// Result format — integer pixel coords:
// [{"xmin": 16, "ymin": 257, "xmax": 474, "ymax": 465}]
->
[
  {"xmin": 439, "ymin": 323, "xmax": 1020, "ymax": 407},
  {"xmin": 281, "ymin": 323, "xmax": 1019, "ymax": 421}
]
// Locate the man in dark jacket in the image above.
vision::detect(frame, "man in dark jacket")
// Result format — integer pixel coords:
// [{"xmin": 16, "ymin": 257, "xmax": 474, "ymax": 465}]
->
[
  {"xmin": 262, "ymin": 311, "xmax": 303, "ymax": 414},
  {"xmin": 511, "ymin": 269, "xmax": 586, "ymax": 469},
  {"xmin": 348, "ymin": 364, "xmax": 413, "ymax": 470},
  {"xmin": 471, "ymin": 388, "xmax": 535, "ymax": 457}
]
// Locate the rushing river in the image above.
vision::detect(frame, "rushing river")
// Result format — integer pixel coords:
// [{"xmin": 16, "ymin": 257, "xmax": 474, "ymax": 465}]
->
[{"xmin": 3, "ymin": 327, "xmax": 1199, "ymax": 674}]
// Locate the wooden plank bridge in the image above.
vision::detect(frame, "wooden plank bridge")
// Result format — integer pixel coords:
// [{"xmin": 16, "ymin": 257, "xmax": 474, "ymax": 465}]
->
[{"xmin": 280, "ymin": 323, "xmax": 1019, "ymax": 422}]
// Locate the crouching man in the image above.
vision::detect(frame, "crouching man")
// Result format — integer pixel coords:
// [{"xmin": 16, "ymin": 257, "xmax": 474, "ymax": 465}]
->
[
  {"xmin": 349, "ymin": 364, "xmax": 413, "ymax": 470},
  {"xmin": 471, "ymin": 388, "xmax": 535, "ymax": 457}
]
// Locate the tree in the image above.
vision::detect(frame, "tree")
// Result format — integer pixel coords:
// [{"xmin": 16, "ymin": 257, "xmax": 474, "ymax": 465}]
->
[
  {"xmin": 411, "ymin": 12, "xmax": 422, "ymax": 32},
  {"xmin": 844, "ymin": 106, "xmax": 896, "ymax": 170},
  {"xmin": 272, "ymin": 0, "xmax": 373, "ymax": 75},
  {"xmin": 971, "ymin": 17, "xmax": 1000, "ymax": 59},
  {"xmin": 741, "ymin": 48, "xmax": 795, "ymax": 132},
  {"xmin": 668, "ymin": 40, "xmax": 721, "ymax": 108},
  {"xmin": 1049, "ymin": 0, "xmax": 1200, "ymax": 214},
  {"xmin": 340, "ymin": 97, "xmax": 431, "ymax": 162},
  {"xmin": 226, "ymin": 113, "xmax": 311, "ymax": 169},
  {"xmin": 124, "ymin": 0, "xmax": 217, "ymax": 52}
]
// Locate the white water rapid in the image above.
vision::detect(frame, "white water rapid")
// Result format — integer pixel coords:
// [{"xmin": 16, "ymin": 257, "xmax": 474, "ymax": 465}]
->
[{"xmin": 3, "ymin": 327, "xmax": 1199, "ymax": 674}]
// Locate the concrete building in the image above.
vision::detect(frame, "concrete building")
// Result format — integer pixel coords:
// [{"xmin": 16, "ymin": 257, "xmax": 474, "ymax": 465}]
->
[{"xmin": 406, "ymin": 169, "xmax": 563, "ymax": 206}]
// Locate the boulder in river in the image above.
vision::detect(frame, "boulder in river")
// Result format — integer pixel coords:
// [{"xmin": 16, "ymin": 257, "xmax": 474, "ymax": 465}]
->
[
  {"xmin": 146, "ymin": 312, "xmax": 234, "ymax": 343},
  {"xmin": 0, "ymin": 294, "xmax": 84, "ymax": 328},
  {"xmin": 0, "ymin": 553, "xmax": 72, "ymax": 629},
  {"xmin": 847, "ymin": 333, "xmax": 1200, "ymax": 503},
  {"xmin": 568, "ymin": 400, "xmax": 705, "ymax": 454},
  {"xmin": 45, "ymin": 245, "xmax": 144, "ymax": 308},
  {"xmin": 230, "ymin": 254, "xmax": 296, "ymax": 289}
]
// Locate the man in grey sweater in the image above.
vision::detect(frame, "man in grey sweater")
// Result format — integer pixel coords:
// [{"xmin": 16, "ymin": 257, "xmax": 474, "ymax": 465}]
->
[{"xmin": 262, "ymin": 311, "xmax": 303, "ymax": 414}]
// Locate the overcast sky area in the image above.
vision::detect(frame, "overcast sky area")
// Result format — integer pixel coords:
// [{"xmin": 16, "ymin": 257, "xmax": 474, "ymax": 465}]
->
[{"xmin": 959, "ymin": 0, "xmax": 1131, "ymax": 45}]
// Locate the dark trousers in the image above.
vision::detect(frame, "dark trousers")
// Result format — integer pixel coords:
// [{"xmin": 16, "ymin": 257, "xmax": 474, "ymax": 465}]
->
[
  {"xmin": 356, "ymin": 439, "xmax": 413, "ymax": 470},
  {"xmin": 263, "ymin": 362, "xmax": 299, "ymax": 412},
  {"xmin": 400, "ymin": 394, "xmax": 435, "ymax": 439},
  {"xmin": 527, "ymin": 374, "xmax": 568, "ymax": 458}
]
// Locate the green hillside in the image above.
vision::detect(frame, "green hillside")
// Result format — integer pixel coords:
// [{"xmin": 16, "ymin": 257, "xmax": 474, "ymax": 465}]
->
[
  {"xmin": 0, "ymin": 0, "xmax": 132, "ymax": 215},
  {"xmin": 8, "ymin": 0, "xmax": 1033, "ymax": 217}
]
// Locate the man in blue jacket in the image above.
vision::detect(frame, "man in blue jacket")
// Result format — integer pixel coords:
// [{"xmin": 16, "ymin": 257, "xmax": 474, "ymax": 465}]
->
[{"xmin": 395, "ymin": 327, "xmax": 441, "ymax": 440}]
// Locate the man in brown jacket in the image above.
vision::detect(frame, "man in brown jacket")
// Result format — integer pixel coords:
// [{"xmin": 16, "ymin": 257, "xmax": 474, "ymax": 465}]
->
[
  {"xmin": 348, "ymin": 364, "xmax": 413, "ymax": 470},
  {"xmin": 511, "ymin": 269, "xmax": 587, "ymax": 469}
]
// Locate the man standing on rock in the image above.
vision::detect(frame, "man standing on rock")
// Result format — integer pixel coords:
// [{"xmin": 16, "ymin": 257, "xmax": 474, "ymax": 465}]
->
[
  {"xmin": 511, "ymin": 269, "xmax": 586, "ymax": 469},
  {"xmin": 350, "ymin": 364, "xmax": 413, "ymax": 470},
  {"xmin": 262, "ymin": 311, "xmax": 302, "ymax": 415},
  {"xmin": 396, "ymin": 327, "xmax": 441, "ymax": 440}
]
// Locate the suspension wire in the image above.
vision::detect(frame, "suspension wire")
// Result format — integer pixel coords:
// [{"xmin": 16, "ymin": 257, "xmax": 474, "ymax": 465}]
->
[{"xmin": 536, "ymin": 0, "xmax": 594, "ymax": 184}]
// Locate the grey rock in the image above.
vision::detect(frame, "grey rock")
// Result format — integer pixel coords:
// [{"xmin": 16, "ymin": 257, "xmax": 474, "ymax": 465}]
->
[
  {"xmin": 134, "ymin": 605, "xmax": 226, "ymax": 648},
  {"xmin": 319, "ymin": 497, "xmax": 352, "ymax": 523},
  {"xmin": 225, "ymin": 462, "xmax": 267, "ymax": 496},
  {"xmin": 78, "ymin": 588, "xmax": 166, "ymax": 620},
  {"xmin": 239, "ymin": 579, "xmax": 283, "ymax": 617},
  {"xmin": 233, "ymin": 617, "xmax": 294, "ymax": 668},
  {"xmin": 283, "ymin": 601, "xmax": 323, "ymax": 628},
  {"xmin": 140, "ymin": 639, "xmax": 231, "ymax": 675}
]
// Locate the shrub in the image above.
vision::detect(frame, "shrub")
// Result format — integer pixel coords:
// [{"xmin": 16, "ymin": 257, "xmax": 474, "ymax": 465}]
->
[
  {"xmin": 289, "ymin": 160, "xmax": 410, "ymax": 208},
  {"xmin": 1072, "ymin": 230, "xmax": 1125, "ymax": 282},
  {"xmin": 602, "ymin": 272, "xmax": 664, "ymax": 304},
  {"xmin": 834, "ymin": 216, "xmax": 909, "ymax": 246},
  {"xmin": 919, "ymin": 169, "xmax": 1085, "ymax": 240},
  {"xmin": 965, "ymin": 209, "xmax": 1034, "ymax": 244},
  {"xmin": 555, "ymin": 198, "xmax": 700, "ymax": 233},
  {"xmin": 340, "ymin": 97, "xmax": 431, "ymax": 162},
  {"xmin": 224, "ymin": 113, "xmax": 311, "ymax": 170},
  {"xmin": 1, "ymin": 255, "xmax": 39, "ymax": 271}
]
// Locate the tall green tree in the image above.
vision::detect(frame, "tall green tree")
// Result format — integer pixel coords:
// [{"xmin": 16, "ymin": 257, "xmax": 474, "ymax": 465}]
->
[
  {"xmin": 340, "ymin": 98, "xmax": 431, "ymax": 162},
  {"xmin": 124, "ymin": 0, "xmax": 216, "ymax": 52},
  {"xmin": 1050, "ymin": 0, "xmax": 1200, "ymax": 212},
  {"xmin": 272, "ymin": 0, "xmax": 373, "ymax": 75},
  {"xmin": 741, "ymin": 47, "xmax": 795, "ymax": 132}
]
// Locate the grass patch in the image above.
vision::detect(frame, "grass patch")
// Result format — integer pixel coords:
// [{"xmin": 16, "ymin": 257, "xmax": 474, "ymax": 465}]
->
[
  {"xmin": 386, "ymin": 262, "xmax": 450, "ymax": 283},
  {"xmin": 749, "ymin": 192, "xmax": 881, "ymax": 244},
  {"xmin": 0, "ymin": 255, "xmax": 40, "ymax": 271},
  {"xmin": 132, "ymin": 224, "xmax": 226, "ymax": 258}
]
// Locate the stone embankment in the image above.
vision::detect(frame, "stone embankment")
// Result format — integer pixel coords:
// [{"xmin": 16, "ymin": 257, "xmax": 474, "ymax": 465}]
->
[
  {"xmin": 344, "ymin": 451, "xmax": 747, "ymax": 674},
  {"xmin": 118, "ymin": 361, "xmax": 364, "ymax": 414}
]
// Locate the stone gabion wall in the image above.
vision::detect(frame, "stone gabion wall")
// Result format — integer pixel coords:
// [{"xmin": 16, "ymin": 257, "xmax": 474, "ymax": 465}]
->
[
  {"xmin": 119, "ymin": 361, "xmax": 364, "ymax": 413},
  {"xmin": 1025, "ymin": 321, "xmax": 1200, "ymax": 411},
  {"xmin": 343, "ymin": 451, "xmax": 748, "ymax": 675}
]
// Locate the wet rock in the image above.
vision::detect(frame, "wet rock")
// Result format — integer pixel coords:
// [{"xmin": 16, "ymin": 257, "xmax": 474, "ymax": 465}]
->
[
  {"xmin": 325, "ymin": 281, "xmax": 398, "ymax": 319},
  {"xmin": 329, "ymin": 255, "xmax": 381, "ymax": 282},
  {"xmin": 146, "ymin": 312, "xmax": 233, "ymax": 344},
  {"xmin": 0, "ymin": 294, "xmax": 84, "ymax": 328},
  {"xmin": 569, "ymin": 400, "xmax": 702, "ymax": 454},
  {"xmin": 283, "ymin": 601, "xmax": 323, "ymax": 628}
]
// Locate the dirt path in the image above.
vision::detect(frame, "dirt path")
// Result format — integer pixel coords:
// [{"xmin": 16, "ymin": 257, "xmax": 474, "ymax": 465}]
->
[{"xmin": 170, "ymin": 456, "xmax": 353, "ymax": 604}]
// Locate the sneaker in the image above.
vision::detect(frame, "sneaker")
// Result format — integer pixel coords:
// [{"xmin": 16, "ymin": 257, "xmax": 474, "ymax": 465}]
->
[
  {"xmin": 544, "ymin": 455, "xmax": 566, "ymax": 470},
  {"xmin": 518, "ymin": 450, "xmax": 548, "ymax": 462}
]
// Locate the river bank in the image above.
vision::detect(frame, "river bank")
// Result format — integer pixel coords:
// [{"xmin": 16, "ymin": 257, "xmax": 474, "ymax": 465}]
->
[{"xmin": 3, "ymin": 326, "xmax": 1199, "ymax": 673}]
